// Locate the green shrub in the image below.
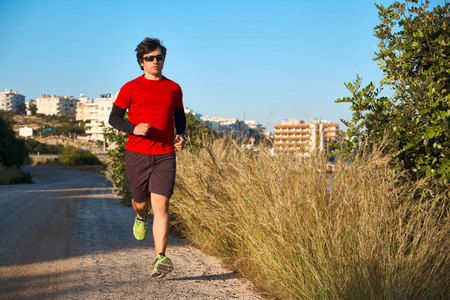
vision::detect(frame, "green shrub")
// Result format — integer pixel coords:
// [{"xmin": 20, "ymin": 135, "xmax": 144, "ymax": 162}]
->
[
  {"xmin": 103, "ymin": 127, "xmax": 132, "ymax": 206},
  {"xmin": 10, "ymin": 170, "xmax": 33, "ymax": 184},
  {"xmin": 336, "ymin": 0, "xmax": 450, "ymax": 192},
  {"xmin": 25, "ymin": 139, "xmax": 64, "ymax": 154},
  {"xmin": 0, "ymin": 164, "xmax": 33, "ymax": 185},
  {"xmin": 58, "ymin": 146, "xmax": 101, "ymax": 166},
  {"xmin": 0, "ymin": 164, "xmax": 20, "ymax": 185}
]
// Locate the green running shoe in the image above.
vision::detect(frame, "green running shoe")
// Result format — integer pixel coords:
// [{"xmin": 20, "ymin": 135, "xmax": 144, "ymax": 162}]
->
[
  {"xmin": 152, "ymin": 254, "xmax": 173, "ymax": 278},
  {"xmin": 133, "ymin": 216, "xmax": 147, "ymax": 240}
]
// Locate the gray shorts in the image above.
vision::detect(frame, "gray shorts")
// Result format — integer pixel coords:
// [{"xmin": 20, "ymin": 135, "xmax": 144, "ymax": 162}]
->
[{"xmin": 125, "ymin": 150, "xmax": 176, "ymax": 203}]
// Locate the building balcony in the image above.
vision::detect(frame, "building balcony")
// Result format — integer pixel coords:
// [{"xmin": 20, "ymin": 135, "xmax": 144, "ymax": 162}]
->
[
  {"xmin": 273, "ymin": 136, "xmax": 310, "ymax": 141},
  {"xmin": 85, "ymin": 128, "xmax": 104, "ymax": 134},
  {"xmin": 274, "ymin": 124, "xmax": 310, "ymax": 129},
  {"xmin": 274, "ymin": 130, "xmax": 310, "ymax": 135}
]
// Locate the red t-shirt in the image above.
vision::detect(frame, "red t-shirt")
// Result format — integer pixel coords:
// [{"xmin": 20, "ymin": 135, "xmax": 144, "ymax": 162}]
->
[{"xmin": 114, "ymin": 75, "xmax": 183, "ymax": 155}]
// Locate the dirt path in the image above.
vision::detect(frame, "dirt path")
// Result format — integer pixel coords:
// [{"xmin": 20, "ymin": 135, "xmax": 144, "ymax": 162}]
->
[{"xmin": 0, "ymin": 166, "xmax": 260, "ymax": 299}]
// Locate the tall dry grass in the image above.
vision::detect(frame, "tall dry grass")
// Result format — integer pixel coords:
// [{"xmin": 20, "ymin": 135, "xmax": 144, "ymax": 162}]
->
[{"xmin": 171, "ymin": 137, "xmax": 449, "ymax": 299}]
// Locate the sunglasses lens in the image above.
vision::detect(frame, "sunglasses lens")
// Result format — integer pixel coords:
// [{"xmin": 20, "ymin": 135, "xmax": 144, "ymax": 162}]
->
[{"xmin": 143, "ymin": 55, "xmax": 164, "ymax": 62}]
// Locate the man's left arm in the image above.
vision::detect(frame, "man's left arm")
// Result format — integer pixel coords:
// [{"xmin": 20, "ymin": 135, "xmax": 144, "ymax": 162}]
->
[{"xmin": 174, "ymin": 107, "xmax": 186, "ymax": 151}]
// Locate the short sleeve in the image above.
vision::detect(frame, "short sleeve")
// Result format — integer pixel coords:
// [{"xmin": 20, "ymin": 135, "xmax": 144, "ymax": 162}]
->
[{"xmin": 114, "ymin": 83, "xmax": 131, "ymax": 110}]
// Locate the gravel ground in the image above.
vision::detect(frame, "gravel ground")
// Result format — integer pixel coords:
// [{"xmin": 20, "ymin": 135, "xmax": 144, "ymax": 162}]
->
[{"xmin": 0, "ymin": 165, "xmax": 261, "ymax": 299}]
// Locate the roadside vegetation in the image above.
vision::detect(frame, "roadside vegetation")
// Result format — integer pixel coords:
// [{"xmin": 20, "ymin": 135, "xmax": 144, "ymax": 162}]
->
[
  {"xmin": 0, "ymin": 112, "xmax": 32, "ymax": 184},
  {"xmin": 25, "ymin": 139, "xmax": 102, "ymax": 167},
  {"xmin": 103, "ymin": 127, "xmax": 132, "ymax": 206},
  {"xmin": 57, "ymin": 146, "xmax": 102, "ymax": 166},
  {"xmin": 171, "ymin": 137, "xmax": 449, "ymax": 299}
]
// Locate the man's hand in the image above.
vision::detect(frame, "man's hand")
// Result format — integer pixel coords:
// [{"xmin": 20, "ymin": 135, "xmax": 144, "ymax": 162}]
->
[
  {"xmin": 174, "ymin": 134, "xmax": 185, "ymax": 151},
  {"xmin": 133, "ymin": 123, "xmax": 150, "ymax": 136}
]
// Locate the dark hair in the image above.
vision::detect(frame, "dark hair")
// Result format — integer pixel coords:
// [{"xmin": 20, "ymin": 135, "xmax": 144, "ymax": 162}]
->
[{"xmin": 135, "ymin": 37, "xmax": 167, "ymax": 70}]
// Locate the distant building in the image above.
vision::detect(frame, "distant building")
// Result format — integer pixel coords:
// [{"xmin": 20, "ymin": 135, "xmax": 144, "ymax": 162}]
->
[
  {"xmin": 0, "ymin": 89, "xmax": 25, "ymax": 112},
  {"xmin": 35, "ymin": 94, "xmax": 78, "ymax": 119},
  {"xmin": 76, "ymin": 93, "xmax": 116, "ymax": 140},
  {"xmin": 273, "ymin": 118, "xmax": 338, "ymax": 156},
  {"xmin": 244, "ymin": 119, "xmax": 270, "ymax": 137},
  {"xmin": 19, "ymin": 126, "xmax": 33, "ymax": 137},
  {"xmin": 75, "ymin": 94, "xmax": 93, "ymax": 121},
  {"xmin": 199, "ymin": 115, "xmax": 267, "ymax": 138},
  {"xmin": 201, "ymin": 116, "xmax": 247, "ymax": 136}
]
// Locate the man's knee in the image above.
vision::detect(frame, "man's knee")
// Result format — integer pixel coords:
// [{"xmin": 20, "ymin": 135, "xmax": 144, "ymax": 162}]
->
[
  {"xmin": 132, "ymin": 198, "xmax": 150, "ymax": 211},
  {"xmin": 151, "ymin": 194, "xmax": 170, "ymax": 213}
]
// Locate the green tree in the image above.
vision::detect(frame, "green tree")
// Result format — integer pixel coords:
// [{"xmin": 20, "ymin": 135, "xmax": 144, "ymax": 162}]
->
[
  {"xmin": 0, "ymin": 113, "xmax": 29, "ymax": 167},
  {"xmin": 336, "ymin": 0, "xmax": 450, "ymax": 190},
  {"xmin": 28, "ymin": 101, "xmax": 37, "ymax": 116},
  {"xmin": 18, "ymin": 103, "xmax": 27, "ymax": 114}
]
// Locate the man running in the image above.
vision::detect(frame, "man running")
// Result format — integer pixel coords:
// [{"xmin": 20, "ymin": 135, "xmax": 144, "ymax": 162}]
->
[{"xmin": 109, "ymin": 37, "xmax": 186, "ymax": 278}]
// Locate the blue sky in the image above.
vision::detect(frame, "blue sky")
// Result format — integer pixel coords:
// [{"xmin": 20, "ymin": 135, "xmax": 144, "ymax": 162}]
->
[{"xmin": 0, "ymin": 0, "xmax": 445, "ymax": 130}]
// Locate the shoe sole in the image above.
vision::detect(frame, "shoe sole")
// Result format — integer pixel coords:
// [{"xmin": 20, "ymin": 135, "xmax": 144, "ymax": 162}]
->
[{"xmin": 152, "ymin": 257, "xmax": 173, "ymax": 278}]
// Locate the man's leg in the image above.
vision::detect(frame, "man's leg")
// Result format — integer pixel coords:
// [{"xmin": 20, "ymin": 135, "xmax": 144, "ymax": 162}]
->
[
  {"xmin": 148, "ymin": 153, "xmax": 175, "ymax": 278},
  {"xmin": 132, "ymin": 198, "xmax": 150, "ymax": 241},
  {"xmin": 150, "ymin": 193, "xmax": 170, "ymax": 256},
  {"xmin": 132, "ymin": 198, "xmax": 151, "ymax": 218}
]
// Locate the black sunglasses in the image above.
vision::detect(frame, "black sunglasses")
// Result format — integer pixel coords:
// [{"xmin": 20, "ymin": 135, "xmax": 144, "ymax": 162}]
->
[{"xmin": 143, "ymin": 55, "xmax": 164, "ymax": 62}]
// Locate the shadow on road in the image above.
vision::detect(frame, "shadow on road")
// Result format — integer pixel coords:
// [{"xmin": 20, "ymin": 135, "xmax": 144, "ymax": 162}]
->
[{"xmin": 168, "ymin": 271, "xmax": 238, "ymax": 281}]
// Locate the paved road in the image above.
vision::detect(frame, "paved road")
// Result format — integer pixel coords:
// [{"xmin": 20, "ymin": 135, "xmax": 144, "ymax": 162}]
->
[{"xmin": 0, "ymin": 166, "xmax": 260, "ymax": 299}]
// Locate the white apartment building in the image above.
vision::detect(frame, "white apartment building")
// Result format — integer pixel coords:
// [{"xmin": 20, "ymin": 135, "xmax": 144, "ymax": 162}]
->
[
  {"xmin": 76, "ymin": 93, "xmax": 116, "ymax": 140},
  {"xmin": 273, "ymin": 118, "xmax": 338, "ymax": 156},
  {"xmin": 35, "ymin": 94, "xmax": 78, "ymax": 119},
  {"xmin": 0, "ymin": 89, "xmax": 25, "ymax": 112}
]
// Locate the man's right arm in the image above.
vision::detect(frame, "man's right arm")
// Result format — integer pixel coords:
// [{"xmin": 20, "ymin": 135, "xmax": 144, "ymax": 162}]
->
[{"xmin": 108, "ymin": 104, "xmax": 136, "ymax": 135}]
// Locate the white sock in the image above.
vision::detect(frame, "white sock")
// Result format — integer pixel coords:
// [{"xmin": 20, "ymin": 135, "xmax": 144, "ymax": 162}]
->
[{"xmin": 136, "ymin": 212, "xmax": 146, "ymax": 220}]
